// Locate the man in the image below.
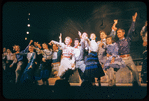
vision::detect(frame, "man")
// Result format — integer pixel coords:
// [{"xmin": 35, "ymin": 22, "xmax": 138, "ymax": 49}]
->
[
  {"xmin": 14, "ymin": 40, "xmax": 33, "ymax": 83},
  {"xmin": 110, "ymin": 12, "xmax": 141, "ymax": 86},
  {"xmin": 140, "ymin": 21, "xmax": 147, "ymax": 83},
  {"xmin": 73, "ymin": 37, "xmax": 86, "ymax": 83}
]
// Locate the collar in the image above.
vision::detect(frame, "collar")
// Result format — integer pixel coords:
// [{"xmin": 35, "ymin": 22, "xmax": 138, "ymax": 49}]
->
[{"xmin": 119, "ymin": 37, "xmax": 125, "ymax": 40}]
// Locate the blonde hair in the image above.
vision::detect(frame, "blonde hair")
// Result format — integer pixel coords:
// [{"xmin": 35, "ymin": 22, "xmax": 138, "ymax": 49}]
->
[{"xmin": 65, "ymin": 36, "xmax": 72, "ymax": 44}]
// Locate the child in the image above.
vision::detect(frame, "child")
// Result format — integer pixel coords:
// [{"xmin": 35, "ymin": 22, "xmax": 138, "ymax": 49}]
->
[{"xmin": 103, "ymin": 36, "xmax": 126, "ymax": 86}]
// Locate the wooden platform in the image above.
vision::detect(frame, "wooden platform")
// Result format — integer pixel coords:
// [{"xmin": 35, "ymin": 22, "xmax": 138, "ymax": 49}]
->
[{"xmin": 36, "ymin": 77, "xmax": 147, "ymax": 87}]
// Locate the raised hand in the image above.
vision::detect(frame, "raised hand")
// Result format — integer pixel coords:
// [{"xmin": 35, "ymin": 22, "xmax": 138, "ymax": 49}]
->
[
  {"xmin": 29, "ymin": 40, "xmax": 33, "ymax": 45},
  {"xmin": 114, "ymin": 19, "xmax": 118, "ymax": 25},
  {"xmin": 132, "ymin": 12, "xmax": 137, "ymax": 22},
  {"xmin": 59, "ymin": 33, "xmax": 62, "ymax": 40},
  {"xmin": 145, "ymin": 21, "xmax": 147, "ymax": 26},
  {"xmin": 78, "ymin": 31, "xmax": 82, "ymax": 38},
  {"xmin": 48, "ymin": 40, "xmax": 54, "ymax": 45}
]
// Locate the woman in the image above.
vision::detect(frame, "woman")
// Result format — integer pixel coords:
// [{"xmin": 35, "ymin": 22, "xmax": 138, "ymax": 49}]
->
[{"xmin": 83, "ymin": 33, "xmax": 105, "ymax": 86}]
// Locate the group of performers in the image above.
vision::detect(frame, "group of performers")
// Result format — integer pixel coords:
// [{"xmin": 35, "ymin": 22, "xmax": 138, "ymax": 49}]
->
[{"xmin": 2, "ymin": 12, "xmax": 147, "ymax": 87}]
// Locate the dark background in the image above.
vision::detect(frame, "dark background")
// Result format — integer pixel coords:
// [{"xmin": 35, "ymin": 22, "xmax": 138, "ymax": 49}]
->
[{"xmin": 2, "ymin": 1, "xmax": 147, "ymax": 59}]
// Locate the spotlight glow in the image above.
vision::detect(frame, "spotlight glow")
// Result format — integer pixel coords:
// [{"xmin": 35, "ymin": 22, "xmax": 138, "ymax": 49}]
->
[
  {"xmin": 25, "ymin": 37, "xmax": 27, "ymax": 40},
  {"xmin": 27, "ymin": 24, "xmax": 30, "ymax": 27},
  {"xmin": 28, "ymin": 13, "xmax": 30, "ymax": 15},
  {"xmin": 26, "ymin": 31, "xmax": 29, "ymax": 34}
]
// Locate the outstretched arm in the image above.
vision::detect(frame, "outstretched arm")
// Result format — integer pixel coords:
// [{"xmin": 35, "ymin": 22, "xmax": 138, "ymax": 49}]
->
[
  {"xmin": 126, "ymin": 12, "xmax": 137, "ymax": 39},
  {"xmin": 21, "ymin": 40, "xmax": 33, "ymax": 53},
  {"xmin": 109, "ymin": 19, "xmax": 118, "ymax": 39}
]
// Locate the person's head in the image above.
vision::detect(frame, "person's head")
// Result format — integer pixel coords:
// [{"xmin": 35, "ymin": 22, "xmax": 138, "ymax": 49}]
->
[
  {"xmin": 42, "ymin": 43, "xmax": 48, "ymax": 49},
  {"xmin": 28, "ymin": 45, "xmax": 34, "ymax": 52},
  {"xmin": 3, "ymin": 47, "xmax": 6, "ymax": 53},
  {"xmin": 117, "ymin": 28, "xmax": 125, "ymax": 39},
  {"xmin": 143, "ymin": 32, "xmax": 148, "ymax": 47},
  {"xmin": 13, "ymin": 45, "xmax": 16, "ymax": 51},
  {"xmin": 99, "ymin": 31, "xmax": 107, "ymax": 40},
  {"xmin": 6, "ymin": 49, "xmax": 12, "ymax": 53},
  {"xmin": 90, "ymin": 33, "xmax": 96, "ymax": 40},
  {"xmin": 106, "ymin": 36, "xmax": 114, "ymax": 45},
  {"xmin": 53, "ymin": 44, "xmax": 58, "ymax": 51},
  {"xmin": 37, "ymin": 43, "xmax": 42, "ymax": 49},
  {"xmin": 82, "ymin": 32, "xmax": 88, "ymax": 39},
  {"xmin": 74, "ymin": 38, "xmax": 80, "ymax": 47},
  {"xmin": 15, "ymin": 45, "xmax": 20, "ymax": 52},
  {"xmin": 65, "ymin": 36, "xmax": 72, "ymax": 45},
  {"xmin": 34, "ymin": 42, "xmax": 38, "ymax": 47}
]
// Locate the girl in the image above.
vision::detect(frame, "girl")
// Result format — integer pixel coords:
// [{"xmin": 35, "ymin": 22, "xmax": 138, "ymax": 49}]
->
[
  {"xmin": 49, "ymin": 34, "xmax": 75, "ymax": 80},
  {"xmin": 83, "ymin": 33, "xmax": 105, "ymax": 86},
  {"xmin": 103, "ymin": 36, "xmax": 126, "ymax": 86}
]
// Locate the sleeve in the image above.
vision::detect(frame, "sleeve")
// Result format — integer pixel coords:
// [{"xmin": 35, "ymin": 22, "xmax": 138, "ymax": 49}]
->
[
  {"xmin": 52, "ymin": 40, "xmax": 65, "ymax": 50},
  {"xmin": 112, "ymin": 43, "xmax": 119, "ymax": 58},
  {"xmin": 126, "ymin": 21, "xmax": 135, "ymax": 41},
  {"xmin": 45, "ymin": 49, "xmax": 52, "ymax": 60},
  {"xmin": 109, "ymin": 29, "xmax": 116, "ymax": 39},
  {"xmin": 30, "ymin": 52, "xmax": 36, "ymax": 67},
  {"xmin": 21, "ymin": 44, "xmax": 30, "ymax": 53},
  {"xmin": 140, "ymin": 25, "xmax": 146, "ymax": 40},
  {"xmin": 71, "ymin": 48, "xmax": 75, "ymax": 64}
]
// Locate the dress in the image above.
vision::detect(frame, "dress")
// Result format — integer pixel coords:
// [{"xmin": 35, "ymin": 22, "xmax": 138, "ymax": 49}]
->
[
  {"xmin": 20, "ymin": 52, "xmax": 36, "ymax": 83},
  {"xmin": 103, "ymin": 43, "xmax": 126, "ymax": 70},
  {"xmin": 83, "ymin": 40, "xmax": 105, "ymax": 82}
]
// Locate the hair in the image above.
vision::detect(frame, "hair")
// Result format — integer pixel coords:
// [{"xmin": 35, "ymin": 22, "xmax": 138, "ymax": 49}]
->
[
  {"xmin": 117, "ymin": 28, "xmax": 125, "ymax": 33},
  {"xmin": 65, "ymin": 36, "xmax": 72, "ymax": 44},
  {"xmin": 99, "ymin": 30, "xmax": 107, "ymax": 35},
  {"xmin": 106, "ymin": 35, "xmax": 114, "ymax": 43},
  {"xmin": 74, "ymin": 38, "xmax": 80, "ymax": 41}
]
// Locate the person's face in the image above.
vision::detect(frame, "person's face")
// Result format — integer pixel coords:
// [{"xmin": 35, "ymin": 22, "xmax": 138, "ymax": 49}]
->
[
  {"xmin": 143, "ymin": 41, "xmax": 147, "ymax": 47},
  {"xmin": 106, "ymin": 37, "xmax": 112, "ymax": 45},
  {"xmin": 37, "ymin": 44, "xmax": 41, "ymax": 49},
  {"xmin": 65, "ymin": 38, "xmax": 71, "ymax": 45},
  {"xmin": 100, "ymin": 32, "xmax": 107, "ymax": 39},
  {"xmin": 28, "ymin": 46, "xmax": 33, "ymax": 52},
  {"xmin": 42, "ymin": 44, "xmax": 45, "ymax": 49},
  {"xmin": 34, "ymin": 42, "xmax": 38, "ymax": 47},
  {"xmin": 53, "ymin": 44, "xmax": 58, "ymax": 51},
  {"xmin": 15, "ymin": 46, "xmax": 20, "ymax": 52},
  {"xmin": 117, "ymin": 30, "xmax": 125, "ymax": 39},
  {"xmin": 90, "ymin": 34, "xmax": 96, "ymax": 40},
  {"xmin": 7, "ymin": 49, "xmax": 11, "ymax": 53},
  {"xmin": 3, "ymin": 48, "xmax": 6, "ymax": 52},
  {"xmin": 82, "ymin": 32, "xmax": 87, "ymax": 39},
  {"xmin": 74, "ymin": 40, "xmax": 79, "ymax": 47}
]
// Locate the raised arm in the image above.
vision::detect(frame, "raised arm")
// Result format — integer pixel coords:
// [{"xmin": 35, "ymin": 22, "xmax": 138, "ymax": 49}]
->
[
  {"xmin": 140, "ymin": 21, "xmax": 147, "ymax": 40},
  {"xmin": 109, "ymin": 19, "xmax": 118, "ymax": 39},
  {"xmin": 126, "ymin": 12, "xmax": 137, "ymax": 39},
  {"xmin": 21, "ymin": 40, "xmax": 33, "ymax": 53}
]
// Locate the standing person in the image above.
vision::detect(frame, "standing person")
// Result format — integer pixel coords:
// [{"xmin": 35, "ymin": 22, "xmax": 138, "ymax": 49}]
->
[
  {"xmin": 103, "ymin": 36, "xmax": 126, "ymax": 86},
  {"xmin": 34, "ymin": 43, "xmax": 53, "ymax": 85},
  {"xmin": 97, "ymin": 31, "xmax": 107, "ymax": 67},
  {"xmin": 72, "ymin": 36, "xmax": 86, "ymax": 83},
  {"xmin": 140, "ymin": 21, "xmax": 147, "ymax": 83},
  {"xmin": 49, "ymin": 35, "xmax": 75, "ymax": 81},
  {"xmin": 14, "ymin": 40, "xmax": 33, "ymax": 84},
  {"xmin": 83, "ymin": 33, "xmax": 105, "ymax": 86},
  {"xmin": 2, "ymin": 47, "xmax": 7, "ymax": 71},
  {"xmin": 19, "ymin": 45, "xmax": 36, "ymax": 84},
  {"xmin": 110, "ymin": 12, "xmax": 141, "ymax": 86},
  {"xmin": 5, "ymin": 49, "xmax": 17, "ymax": 82}
]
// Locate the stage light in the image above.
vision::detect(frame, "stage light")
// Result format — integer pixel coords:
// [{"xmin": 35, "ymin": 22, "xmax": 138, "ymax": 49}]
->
[
  {"xmin": 25, "ymin": 37, "xmax": 27, "ymax": 40},
  {"xmin": 26, "ymin": 31, "xmax": 29, "ymax": 34},
  {"xmin": 28, "ymin": 18, "xmax": 29, "ymax": 20},
  {"xmin": 27, "ymin": 24, "xmax": 30, "ymax": 27},
  {"xmin": 28, "ymin": 13, "xmax": 30, "ymax": 15}
]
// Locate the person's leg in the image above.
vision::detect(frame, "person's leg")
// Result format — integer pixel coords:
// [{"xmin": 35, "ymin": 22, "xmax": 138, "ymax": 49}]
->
[
  {"xmin": 107, "ymin": 67, "xmax": 115, "ymax": 86},
  {"xmin": 122, "ymin": 56, "xmax": 140, "ymax": 86},
  {"xmin": 15, "ymin": 61, "xmax": 23, "ymax": 83}
]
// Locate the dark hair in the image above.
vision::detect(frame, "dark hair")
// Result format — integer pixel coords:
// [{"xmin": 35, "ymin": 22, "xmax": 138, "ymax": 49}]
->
[
  {"xmin": 106, "ymin": 35, "xmax": 114, "ymax": 43},
  {"xmin": 74, "ymin": 38, "xmax": 80, "ymax": 41},
  {"xmin": 117, "ymin": 28, "xmax": 125, "ymax": 33},
  {"xmin": 99, "ymin": 30, "xmax": 107, "ymax": 35}
]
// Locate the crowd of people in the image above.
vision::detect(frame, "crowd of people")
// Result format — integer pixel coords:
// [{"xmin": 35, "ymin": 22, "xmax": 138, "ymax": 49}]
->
[{"xmin": 2, "ymin": 12, "xmax": 147, "ymax": 87}]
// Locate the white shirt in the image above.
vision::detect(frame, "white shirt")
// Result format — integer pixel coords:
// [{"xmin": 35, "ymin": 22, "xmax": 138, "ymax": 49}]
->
[
  {"xmin": 89, "ymin": 40, "xmax": 98, "ymax": 52},
  {"xmin": 74, "ymin": 46, "xmax": 81, "ymax": 58},
  {"xmin": 27, "ymin": 52, "xmax": 36, "ymax": 62},
  {"xmin": 52, "ymin": 51, "xmax": 58, "ymax": 60}
]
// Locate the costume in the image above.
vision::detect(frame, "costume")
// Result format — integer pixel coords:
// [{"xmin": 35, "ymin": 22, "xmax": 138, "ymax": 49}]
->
[
  {"xmin": 111, "ymin": 21, "xmax": 141, "ymax": 86},
  {"xmin": 83, "ymin": 39, "xmax": 105, "ymax": 82},
  {"xmin": 34, "ymin": 48, "xmax": 52, "ymax": 81},
  {"xmin": 15, "ymin": 44, "xmax": 30, "ymax": 83},
  {"xmin": 97, "ymin": 39, "xmax": 107, "ymax": 66},
  {"xmin": 51, "ymin": 40, "xmax": 75, "ymax": 79},
  {"xmin": 20, "ymin": 52, "xmax": 36, "ymax": 83}
]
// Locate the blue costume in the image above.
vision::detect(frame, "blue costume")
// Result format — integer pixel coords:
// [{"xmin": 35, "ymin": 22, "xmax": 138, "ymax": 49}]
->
[
  {"xmin": 103, "ymin": 43, "xmax": 126, "ymax": 70},
  {"xmin": 20, "ymin": 52, "xmax": 36, "ymax": 83}
]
